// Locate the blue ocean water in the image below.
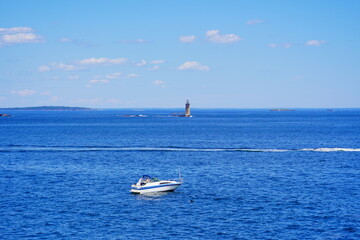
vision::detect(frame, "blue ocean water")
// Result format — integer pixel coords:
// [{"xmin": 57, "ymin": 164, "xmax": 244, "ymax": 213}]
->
[{"xmin": 1, "ymin": 109, "xmax": 359, "ymax": 239}]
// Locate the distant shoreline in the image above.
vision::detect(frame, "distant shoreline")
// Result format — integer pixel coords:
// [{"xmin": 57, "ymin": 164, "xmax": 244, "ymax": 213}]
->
[{"xmin": 0, "ymin": 106, "xmax": 96, "ymax": 111}]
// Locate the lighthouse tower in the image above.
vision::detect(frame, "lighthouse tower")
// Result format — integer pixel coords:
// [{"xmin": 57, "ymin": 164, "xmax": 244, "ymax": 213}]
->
[{"xmin": 185, "ymin": 100, "xmax": 191, "ymax": 117}]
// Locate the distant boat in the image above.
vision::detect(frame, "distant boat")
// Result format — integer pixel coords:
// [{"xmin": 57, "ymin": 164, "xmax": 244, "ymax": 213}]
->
[
  {"xmin": 120, "ymin": 114, "xmax": 147, "ymax": 117},
  {"xmin": 130, "ymin": 175, "xmax": 182, "ymax": 194}
]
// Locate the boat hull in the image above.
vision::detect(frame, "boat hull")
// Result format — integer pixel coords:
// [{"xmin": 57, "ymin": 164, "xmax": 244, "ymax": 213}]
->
[{"xmin": 130, "ymin": 182, "xmax": 181, "ymax": 194}]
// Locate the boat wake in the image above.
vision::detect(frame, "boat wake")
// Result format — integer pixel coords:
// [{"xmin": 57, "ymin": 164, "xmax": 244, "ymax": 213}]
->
[
  {"xmin": 1, "ymin": 145, "xmax": 359, "ymax": 153},
  {"xmin": 300, "ymin": 148, "xmax": 360, "ymax": 152}
]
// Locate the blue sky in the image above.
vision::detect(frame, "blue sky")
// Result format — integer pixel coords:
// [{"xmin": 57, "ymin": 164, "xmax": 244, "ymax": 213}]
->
[{"xmin": 1, "ymin": 0, "xmax": 359, "ymax": 108}]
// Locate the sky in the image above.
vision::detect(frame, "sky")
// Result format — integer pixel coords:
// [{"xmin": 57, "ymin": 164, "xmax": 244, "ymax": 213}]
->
[{"xmin": 1, "ymin": 0, "xmax": 360, "ymax": 108}]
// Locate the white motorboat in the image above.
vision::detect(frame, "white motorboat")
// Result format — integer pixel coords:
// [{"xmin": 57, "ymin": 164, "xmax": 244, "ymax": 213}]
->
[{"xmin": 130, "ymin": 175, "xmax": 182, "ymax": 194}]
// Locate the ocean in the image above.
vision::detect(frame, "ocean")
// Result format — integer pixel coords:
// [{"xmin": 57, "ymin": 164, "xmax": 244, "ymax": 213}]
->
[{"xmin": 1, "ymin": 109, "xmax": 359, "ymax": 239}]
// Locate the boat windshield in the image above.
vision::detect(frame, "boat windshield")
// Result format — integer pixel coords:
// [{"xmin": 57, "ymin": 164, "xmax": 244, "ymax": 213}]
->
[
  {"xmin": 141, "ymin": 175, "xmax": 160, "ymax": 183},
  {"xmin": 151, "ymin": 177, "xmax": 160, "ymax": 182}
]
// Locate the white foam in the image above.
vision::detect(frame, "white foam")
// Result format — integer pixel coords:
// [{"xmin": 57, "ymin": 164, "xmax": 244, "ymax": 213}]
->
[
  {"xmin": 301, "ymin": 148, "xmax": 360, "ymax": 152},
  {"xmin": 1, "ymin": 146, "xmax": 360, "ymax": 152}
]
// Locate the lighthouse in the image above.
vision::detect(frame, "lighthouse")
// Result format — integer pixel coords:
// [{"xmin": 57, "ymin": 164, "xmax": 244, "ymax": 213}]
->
[{"xmin": 185, "ymin": 100, "xmax": 191, "ymax": 117}]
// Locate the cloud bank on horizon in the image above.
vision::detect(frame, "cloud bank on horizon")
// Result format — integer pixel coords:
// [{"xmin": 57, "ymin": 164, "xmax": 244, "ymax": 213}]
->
[{"xmin": 0, "ymin": 1, "xmax": 359, "ymax": 108}]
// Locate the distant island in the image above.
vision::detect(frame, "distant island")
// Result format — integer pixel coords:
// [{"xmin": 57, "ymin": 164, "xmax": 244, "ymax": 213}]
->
[{"xmin": 0, "ymin": 106, "xmax": 96, "ymax": 111}]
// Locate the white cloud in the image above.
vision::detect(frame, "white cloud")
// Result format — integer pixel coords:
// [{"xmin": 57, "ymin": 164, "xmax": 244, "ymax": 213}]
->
[
  {"xmin": 148, "ymin": 65, "xmax": 160, "ymax": 71},
  {"xmin": 68, "ymin": 75, "xmax": 79, "ymax": 80},
  {"xmin": 50, "ymin": 62, "xmax": 82, "ymax": 71},
  {"xmin": 133, "ymin": 39, "xmax": 147, "ymax": 43},
  {"xmin": 79, "ymin": 57, "xmax": 128, "ymax": 65},
  {"xmin": 127, "ymin": 73, "xmax": 139, "ymax": 78},
  {"xmin": 118, "ymin": 39, "xmax": 147, "ymax": 44},
  {"xmin": 39, "ymin": 57, "xmax": 128, "ymax": 73},
  {"xmin": 41, "ymin": 91, "xmax": 51, "ymax": 96},
  {"xmin": 150, "ymin": 60, "xmax": 165, "ymax": 64},
  {"xmin": 106, "ymin": 72, "xmax": 139, "ymax": 79},
  {"xmin": 267, "ymin": 43, "xmax": 293, "ymax": 48},
  {"xmin": 11, "ymin": 89, "xmax": 36, "ymax": 96},
  {"xmin": 283, "ymin": 43, "xmax": 292, "ymax": 48},
  {"xmin": 153, "ymin": 80, "xmax": 166, "ymax": 87},
  {"xmin": 1, "ymin": 33, "xmax": 43, "ymax": 44},
  {"xmin": 206, "ymin": 30, "xmax": 241, "ymax": 44},
  {"xmin": 38, "ymin": 65, "xmax": 51, "ymax": 72},
  {"xmin": 0, "ymin": 27, "xmax": 43, "ymax": 47},
  {"xmin": 136, "ymin": 59, "xmax": 147, "ymax": 66},
  {"xmin": 38, "ymin": 63, "xmax": 83, "ymax": 72},
  {"xmin": 0, "ymin": 27, "xmax": 33, "ymax": 34},
  {"xmin": 206, "ymin": 30, "xmax": 219, "ymax": 36},
  {"xmin": 106, "ymin": 72, "xmax": 123, "ymax": 79},
  {"xmin": 306, "ymin": 40, "xmax": 326, "ymax": 46},
  {"xmin": 179, "ymin": 35, "xmax": 196, "ymax": 43},
  {"xmin": 246, "ymin": 19, "xmax": 264, "ymax": 25},
  {"xmin": 136, "ymin": 59, "xmax": 164, "ymax": 67},
  {"xmin": 59, "ymin": 38, "xmax": 72, "ymax": 42},
  {"xmin": 89, "ymin": 79, "xmax": 109, "ymax": 84},
  {"xmin": 178, "ymin": 61, "xmax": 210, "ymax": 71},
  {"xmin": 59, "ymin": 38, "xmax": 97, "ymax": 47}
]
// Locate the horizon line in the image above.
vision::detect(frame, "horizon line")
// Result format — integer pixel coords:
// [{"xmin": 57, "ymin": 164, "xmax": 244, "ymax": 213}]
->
[{"xmin": 1, "ymin": 106, "xmax": 360, "ymax": 110}]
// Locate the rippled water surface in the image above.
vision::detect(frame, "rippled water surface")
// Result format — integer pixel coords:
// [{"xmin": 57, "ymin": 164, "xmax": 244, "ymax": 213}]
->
[{"xmin": 1, "ymin": 109, "xmax": 360, "ymax": 239}]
